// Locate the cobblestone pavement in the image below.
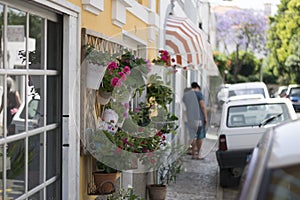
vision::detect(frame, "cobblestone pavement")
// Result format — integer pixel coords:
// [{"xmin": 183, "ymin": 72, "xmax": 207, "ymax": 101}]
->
[{"xmin": 166, "ymin": 130, "xmax": 239, "ymax": 200}]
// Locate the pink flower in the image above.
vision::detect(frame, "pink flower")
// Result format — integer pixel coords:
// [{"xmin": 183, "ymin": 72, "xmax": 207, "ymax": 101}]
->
[
  {"xmin": 123, "ymin": 112, "xmax": 128, "ymax": 118},
  {"xmin": 107, "ymin": 61, "xmax": 118, "ymax": 70},
  {"xmin": 111, "ymin": 77, "xmax": 122, "ymax": 87},
  {"xmin": 116, "ymin": 147, "xmax": 122, "ymax": 154},
  {"xmin": 124, "ymin": 102, "xmax": 130, "ymax": 109},
  {"xmin": 138, "ymin": 127, "xmax": 143, "ymax": 132},
  {"xmin": 118, "ymin": 72, "xmax": 127, "ymax": 80},
  {"xmin": 135, "ymin": 107, "xmax": 139, "ymax": 112},
  {"xmin": 161, "ymin": 55, "xmax": 167, "ymax": 61},
  {"xmin": 142, "ymin": 148, "xmax": 148, "ymax": 153},
  {"xmin": 147, "ymin": 152, "xmax": 153, "ymax": 157},
  {"xmin": 123, "ymin": 66, "xmax": 131, "ymax": 75},
  {"xmin": 123, "ymin": 138, "xmax": 128, "ymax": 144},
  {"xmin": 150, "ymin": 158, "xmax": 156, "ymax": 165},
  {"xmin": 163, "ymin": 50, "xmax": 169, "ymax": 56},
  {"xmin": 118, "ymin": 72, "xmax": 125, "ymax": 77}
]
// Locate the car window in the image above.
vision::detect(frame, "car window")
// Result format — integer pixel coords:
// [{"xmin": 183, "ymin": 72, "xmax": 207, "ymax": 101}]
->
[
  {"xmin": 290, "ymin": 88, "xmax": 300, "ymax": 97},
  {"xmin": 227, "ymin": 103, "xmax": 289, "ymax": 127},
  {"xmin": 228, "ymin": 88, "xmax": 266, "ymax": 98},
  {"xmin": 20, "ymin": 99, "xmax": 40, "ymax": 119},
  {"xmin": 262, "ymin": 164, "xmax": 300, "ymax": 199}
]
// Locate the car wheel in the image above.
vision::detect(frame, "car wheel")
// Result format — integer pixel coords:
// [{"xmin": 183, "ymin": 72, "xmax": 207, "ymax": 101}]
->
[{"xmin": 219, "ymin": 168, "xmax": 242, "ymax": 188}]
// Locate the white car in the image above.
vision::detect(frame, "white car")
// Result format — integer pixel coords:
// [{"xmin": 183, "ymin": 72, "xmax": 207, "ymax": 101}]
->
[
  {"xmin": 216, "ymin": 97, "xmax": 297, "ymax": 187},
  {"xmin": 227, "ymin": 82, "xmax": 270, "ymax": 99},
  {"xmin": 239, "ymin": 119, "xmax": 300, "ymax": 199}
]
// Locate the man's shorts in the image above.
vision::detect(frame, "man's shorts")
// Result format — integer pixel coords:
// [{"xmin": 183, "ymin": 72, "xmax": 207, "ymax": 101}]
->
[{"xmin": 196, "ymin": 126, "xmax": 206, "ymax": 140}]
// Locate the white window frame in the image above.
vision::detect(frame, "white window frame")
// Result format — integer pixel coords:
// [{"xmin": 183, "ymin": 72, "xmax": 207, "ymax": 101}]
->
[{"xmin": 0, "ymin": 0, "xmax": 81, "ymax": 199}]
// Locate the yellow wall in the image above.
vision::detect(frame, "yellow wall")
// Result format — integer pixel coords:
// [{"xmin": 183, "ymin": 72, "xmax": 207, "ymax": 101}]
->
[
  {"xmin": 138, "ymin": 0, "xmax": 149, "ymax": 8},
  {"xmin": 65, "ymin": 1, "xmax": 159, "ymax": 199}
]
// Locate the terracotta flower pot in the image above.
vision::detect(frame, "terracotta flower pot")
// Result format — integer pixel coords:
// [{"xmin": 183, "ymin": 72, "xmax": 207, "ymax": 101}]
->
[
  {"xmin": 147, "ymin": 184, "xmax": 167, "ymax": 200},
  {"xmin": 93, "ymin": 172, "xmax": 121, "ymax": 194}
]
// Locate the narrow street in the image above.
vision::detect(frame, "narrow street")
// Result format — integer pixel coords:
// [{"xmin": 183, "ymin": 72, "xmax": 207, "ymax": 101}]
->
[{"xmin": 166, "ymin": 127, "xmax": 239, "ymax": 200}]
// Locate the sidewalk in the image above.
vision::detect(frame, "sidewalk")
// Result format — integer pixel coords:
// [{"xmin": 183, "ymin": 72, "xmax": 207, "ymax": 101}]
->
[
  {"xmin": 166, "ymin": 137, "xmax": 219, "ymax": 200},
  {"xmin": 166, "ymin": 127, "xmax": 239, "ymax": 200}
]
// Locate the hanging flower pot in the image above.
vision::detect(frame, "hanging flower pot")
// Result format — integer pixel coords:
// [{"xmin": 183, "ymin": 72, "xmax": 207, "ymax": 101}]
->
[
  {"xmin": 97, "ymin": 88, "xmax": 112, "ymax": 105},
  {"xmin": 86, "ymin": 63, "xmax": 107, "ymax": 90}
]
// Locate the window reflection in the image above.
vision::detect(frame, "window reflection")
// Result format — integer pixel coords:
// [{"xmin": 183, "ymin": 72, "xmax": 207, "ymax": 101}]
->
[
  {"xmin": 266, "ymin": 164, "xmax": 300, "ymax": 199},
  {"xmin": 7, "ymin": 7, "xmax": 26, "ymax": 69},
  {"xmin": 29, "ymin": 14, "xmax": 43, "ymax": 69},
  {"xmin": 7, "ymin": 139, "xmax": 26, "ymax": 198}
]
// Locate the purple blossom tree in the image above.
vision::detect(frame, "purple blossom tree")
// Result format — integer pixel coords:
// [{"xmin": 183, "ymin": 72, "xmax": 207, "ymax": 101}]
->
[{"xmin": 216, "ymin": 9, "xmax": 268, "ymax": 82}]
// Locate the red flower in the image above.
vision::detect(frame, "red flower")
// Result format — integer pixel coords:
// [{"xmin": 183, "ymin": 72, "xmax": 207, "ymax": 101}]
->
[{"xmin": 156, "ymin": 131, "xmax": 163, "ymax": 136}]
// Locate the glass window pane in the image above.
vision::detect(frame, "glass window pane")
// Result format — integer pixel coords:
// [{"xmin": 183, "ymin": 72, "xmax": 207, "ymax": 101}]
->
[
  {"xmin": 8, "ymin": 75, "xmax": 39, "ymax": 135},
  {"xmin": 47, "ymin": 182, "xmax": 58, "ymax": 199},
  {"xmin": 46, "ymin": 76, "xmax": 60, "ymax": 125},
  {"xmin": 29, "ymin": 190, "xmax": 43, "ymax": 200},
  {"xmin": 29, "ymin": 14, "xmax": 44, "ymax": 70},
  {"xmin": 47, "ymin": 129, "xmax": 60, "ymax": 179},
  {"xmin": 7, "ymin": 139, "xmax": 25, "ymax": 198},
  {"xmin": 7, "ymin": 7, "xmax": 27, "ymax": 69},
  {"xmin": 265, "ymin": 164, "xmax": 300, "ymax": 199},
  {"xmin": 28, "ymin": 134, "xmax": 42, "ymax": 191},
  {"xmin": 27, "ymin": 75, "xmax": 44, "ymax": 129},
  {"xmin": 0, "ymin": 4, "xmax": 3, "ymax": 69},
  {"xmin": 0, "ymin": 76, "xmax": 24, "ymax": 136}
]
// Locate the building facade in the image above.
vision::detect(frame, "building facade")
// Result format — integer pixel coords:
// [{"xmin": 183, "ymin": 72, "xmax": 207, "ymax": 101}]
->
[{"xmin": 0, "ymin": 0, "xmax": 160, "ymax": 199}]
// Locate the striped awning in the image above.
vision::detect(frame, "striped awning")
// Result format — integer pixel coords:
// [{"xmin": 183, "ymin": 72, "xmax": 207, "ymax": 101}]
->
[{"xmin": 165, "ymin": 15, "xmax": 206, "ymax": 69}]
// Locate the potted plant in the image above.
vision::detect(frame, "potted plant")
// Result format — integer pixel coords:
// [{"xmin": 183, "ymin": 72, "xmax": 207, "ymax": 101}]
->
[
  {"xmin": 97, "ymin": 50, "xmax": 150, "ymax": 105},
  {"xmin": 147, "ymin": 155, "xmax": 183, "ymax": 200},
  {"xmin": 92, "ymin": 160, "xmax": 121, "ymax": 195},
  {"xmin": 84, "ymin": 45, "xmax": 118, "ymax": 90},
  {"xmin": 107, "ymin": 186, "xmax": 144, "ymax": 200}
]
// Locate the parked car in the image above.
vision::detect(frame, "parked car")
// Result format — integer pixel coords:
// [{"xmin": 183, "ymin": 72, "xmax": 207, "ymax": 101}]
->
[
  {"xmin": 274, "ymin": 85, "xmax": 288, "ymax": 98},
  {"xmin": 216, "ymin": 97, "xmax": 297, "ymax": 188},
  {"xmin": 285, "ymin": 84, "xmax": 300, "ymax": 112},
  {"xmin": 238, "ymin": 119, "xmax": 300, "ymax": 200},
  {"xmin": 9, "ymin": 86, "xmax": 41, "ymax": 134},
  {"xmin": 216, "ymin": 84, "xmax": 230, "ymax": 109},
  {"xmin": 227, "ymin": 82, "xmax": 270, "ymax": 99}
]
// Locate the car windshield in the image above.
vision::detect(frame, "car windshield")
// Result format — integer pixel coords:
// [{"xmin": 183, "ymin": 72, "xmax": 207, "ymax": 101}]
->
[
  {"xmin": 228, "ymin": 88, "xmax": 265, "ymax": 98},
  {"xmin": 227, "ymin": 103, "xmax": 289, "ymax": 127},
  {"xmin": 290, "ymin": 88, "xmax": 300, "ymax": 97}
]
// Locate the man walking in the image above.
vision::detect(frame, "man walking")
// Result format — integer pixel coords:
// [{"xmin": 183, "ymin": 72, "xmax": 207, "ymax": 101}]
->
[{"xmin": 183, "ymin": 82, "xmax": 208, "ymax": 159}]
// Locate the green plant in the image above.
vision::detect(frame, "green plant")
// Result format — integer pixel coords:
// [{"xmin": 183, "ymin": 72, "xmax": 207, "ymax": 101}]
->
[
  {"xmin": 152, "ymin": 50, "xmax": 171, "ymax": 66},
  {"xmin": 95, "ymin": 160, "xmax": 118, "ymax": 174},
  {"xmin": 157, "ymin": 159, "xmax": 182, "ymax": 186},
  {"xmin": 100, "ymin": 50, "xmax": 151, "ymax": 93},
  {"xmin": 107, "ymin": 186, "xmax": 144, "ymax": 200},
  {"xmin": 85, "ymin": 45, "xmax": 119, "ymax": 65}
]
